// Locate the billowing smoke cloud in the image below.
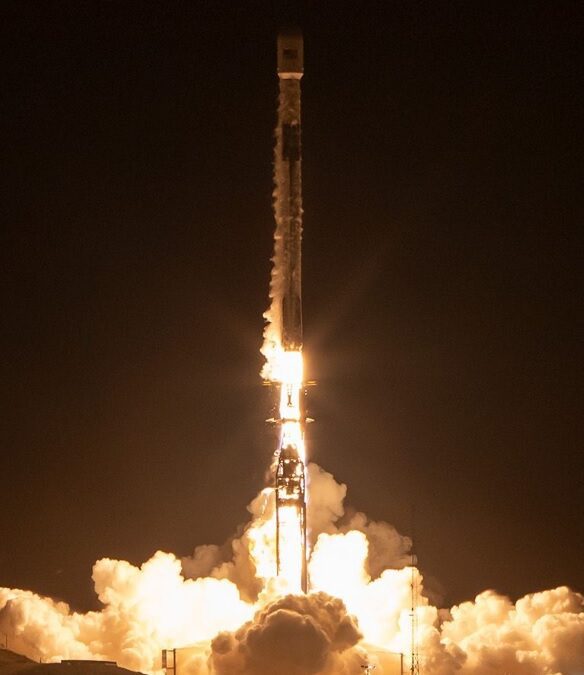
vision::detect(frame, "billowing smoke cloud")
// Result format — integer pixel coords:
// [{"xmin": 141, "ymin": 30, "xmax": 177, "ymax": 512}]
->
[
  {"xmin": 1, "ymin": 464, "xmax": 583, "ymax": 674},
  {"xmin": 305, "ymin": 464, "xmax": 412, "ymax": 578},
  {"xmin": 0, "ymin": 553, "xmax": 252, "ymax": 672},
  {"xmin": 210, "ymin": 593, "xmax": 362, "ymax": 675},
  {"xmin": 443, "ymin": 586, "xmax": 584, "ymax": 674}
]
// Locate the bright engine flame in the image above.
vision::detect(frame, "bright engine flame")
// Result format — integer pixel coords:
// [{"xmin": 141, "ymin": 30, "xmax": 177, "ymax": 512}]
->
[{"xmin": 278, "ymin": 350, "xmax": 305, "ymax": 461}]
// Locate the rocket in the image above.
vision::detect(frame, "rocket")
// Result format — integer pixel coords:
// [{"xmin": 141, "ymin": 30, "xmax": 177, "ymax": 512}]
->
[
  {"xmin": 273, "ymin": 29, "xmax": 308, "ymax": 593},
  {"xmin": 276, "ymin": 29, "xmax": 303, "ymax": 351}
]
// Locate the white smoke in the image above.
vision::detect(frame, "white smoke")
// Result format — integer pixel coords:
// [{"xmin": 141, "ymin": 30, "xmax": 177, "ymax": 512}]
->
[
  {"xmin": 442, "ymin": 586, "xmax": 584, "ymax": 674},
  {"xmin": 1, "ymin": 464, "xmax": 583, "ymax": 674},
  {"xmin": 210, "ymin": 593, "xmax": 363, "ymax": 675}
]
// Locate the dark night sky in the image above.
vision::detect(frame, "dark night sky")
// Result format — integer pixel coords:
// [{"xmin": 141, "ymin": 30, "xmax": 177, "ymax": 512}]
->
[{"xmin": 1, "ymin": 1, "xmax": 582, "ymax": 613}]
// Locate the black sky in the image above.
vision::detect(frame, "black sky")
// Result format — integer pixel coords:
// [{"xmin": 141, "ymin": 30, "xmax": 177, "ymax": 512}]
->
[{"xmin": 1, "ymin": 1, "xmax": 582, "ymax": 612}]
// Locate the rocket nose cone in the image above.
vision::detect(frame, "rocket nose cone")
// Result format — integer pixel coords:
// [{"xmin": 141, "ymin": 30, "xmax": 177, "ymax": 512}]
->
[{"xmin": 277, "ymin": 28, "xmax": 303, "ymax": 77}]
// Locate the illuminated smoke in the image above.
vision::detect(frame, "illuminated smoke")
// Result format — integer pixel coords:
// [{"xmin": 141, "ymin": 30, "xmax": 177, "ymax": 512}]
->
[
  {"xmin": 210, "ymin": 593, "xmax": 362, "ymax": 675},
  {"xmin": 1, "ymin": 464, "xmax": 583, "ymax": 673}
]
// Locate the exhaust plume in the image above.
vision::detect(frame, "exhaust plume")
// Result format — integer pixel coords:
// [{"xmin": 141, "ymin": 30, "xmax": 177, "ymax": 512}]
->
[{"xmin": 2, "ymin": 464, "xmax": 583, "ymax": 674}]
